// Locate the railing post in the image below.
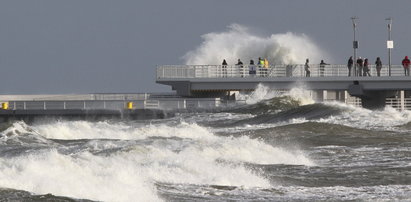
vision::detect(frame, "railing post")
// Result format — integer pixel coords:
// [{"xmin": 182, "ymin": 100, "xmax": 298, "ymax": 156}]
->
[
  {"xmin": 401, "ymin": 90, "xmax": 405, "ymax": 111},
  {"xmin": 337, "ymin": 65, "xmax": 340, "ymax": 76},
  {"xmin": 300, "ymin": 64, "xmax": 303, "ymax": 77}
]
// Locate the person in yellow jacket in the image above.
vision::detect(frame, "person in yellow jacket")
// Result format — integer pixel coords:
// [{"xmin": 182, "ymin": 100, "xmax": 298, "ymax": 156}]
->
[
  {"xmin": 258, "ymin": 57, "xmax": 264, "ymax": 77},
  {"xmin": 264, "ymin": 58, "xmax": 269, "ymax": 68}
]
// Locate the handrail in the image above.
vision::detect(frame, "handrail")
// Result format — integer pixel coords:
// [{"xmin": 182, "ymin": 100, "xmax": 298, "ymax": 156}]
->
[
  {"xmin": 5, "ymin": 97, "xmax": 411, "ymax": 111},
  {"xmin": 157, "ymin": 64, "xmax": 406, "ymax": 79}
]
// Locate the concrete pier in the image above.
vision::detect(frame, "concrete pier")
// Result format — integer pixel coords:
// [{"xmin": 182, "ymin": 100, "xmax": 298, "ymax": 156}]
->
[
  {"xmin": 0, "ymin": 108, "xmax": 173, "ymax": 122},
  {"xmin": 156, "ymin": 64, "xmax": 411, "ymax": 109},
  {"xmin": 0, "ymin": 94, "xmax": 224, "ymax": 121}
]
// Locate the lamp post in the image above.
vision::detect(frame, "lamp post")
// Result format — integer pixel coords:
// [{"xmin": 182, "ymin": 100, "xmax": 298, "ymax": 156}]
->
[
  {"xmin": 386, "ymin": 17, "xmax": 393, "ymax": 76},
  {"xmin": 351, "ymin": 17, "xmax": 359, "ymax": 76}
]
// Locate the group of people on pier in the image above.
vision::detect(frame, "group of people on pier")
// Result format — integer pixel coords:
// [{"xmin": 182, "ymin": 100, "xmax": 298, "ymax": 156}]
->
[
  {"xmin": 304, "ymin": 59, "xmax": 329, "ymax": 77},
  {"xmin": 222, "ymin": 57, "xmax": 269, "ymax": 77},
  {"xmin": 346, "ymin": 56, "xmax": 373, "ymax": 77},
  {"xmin": 221, "ymin": 55, "xmax": 411, "ymax": 77},
  {"xmin": 345, "ymin": 56, "xmax": 410, "ymax": 77}
]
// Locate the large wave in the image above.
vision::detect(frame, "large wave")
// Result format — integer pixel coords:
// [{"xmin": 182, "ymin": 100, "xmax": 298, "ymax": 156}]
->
[
  {"xmin": 183, "ymin": 24, "xmax": 329, "ymax": 65},
  {"xmin": 0, "ymin": 121, "xmax": 314, "ymax": 201},
  {"xmin": 236, "ymin": 84, "xmax": 315, "ymax": 105}
]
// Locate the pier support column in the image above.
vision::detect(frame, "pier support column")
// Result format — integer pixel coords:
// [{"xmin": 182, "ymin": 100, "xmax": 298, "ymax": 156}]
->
[
  {"xmin": 337, "ymin": 91, "xmax": 346, "ymax": 102},
  {"xmin": 348, "ymin": 83, "xmax": 395, "ymax": 109},
  {"xmin": 344, "ymin": 91, "xmax": 349, "ymax": 104},
  {"xmin": 314, "ymin": 90, "xmax": 325, "ymax": 102},
  {"xmin": 360, "ymin": 91, "xmax": 389, "ymax": 109},
  {"xmin": 401, "ymin": 90, "xmax": 405, "ymax": 111}
]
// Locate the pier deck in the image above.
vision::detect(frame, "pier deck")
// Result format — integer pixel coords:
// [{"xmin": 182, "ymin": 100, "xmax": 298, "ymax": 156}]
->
[{"xmin": 156, "ymin": 64, "xmax": 411, "ymax": 109}]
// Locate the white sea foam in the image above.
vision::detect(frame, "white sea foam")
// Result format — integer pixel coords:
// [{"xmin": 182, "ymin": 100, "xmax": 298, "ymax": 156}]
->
[
  {"xmin": 236, "ymin": 84, "xmax": 282, "ymax": 105},
  {"xmin": 183, "ymin": 24, "xmax": 329, "ymax": 65},
  {"xmin": 230, "ymin": 94, "xmax": 411, "ymax": 132},
  {"xmin": 0, "ymin": 150, "xmax": 161, "ymax": 202},
  {"xmin": 318, "ymin": 101, "xmax": 411, "ymax": 131},
  {"xmin": 237, "ymin": 84, "xmax": 314, "ymax": 105},
  {"xmin": 0, "ymin": 121, "xmax": 315, "ymax": 201}
]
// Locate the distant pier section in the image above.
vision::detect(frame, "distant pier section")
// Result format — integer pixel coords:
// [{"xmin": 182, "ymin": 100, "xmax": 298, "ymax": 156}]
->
[
  {"xmin": 0, "ymin": 94, "xmax": 225, "ymax": 121},
  {"xmin": 156, "ymin": 64, "xmax": 411, "ymax": 109}
]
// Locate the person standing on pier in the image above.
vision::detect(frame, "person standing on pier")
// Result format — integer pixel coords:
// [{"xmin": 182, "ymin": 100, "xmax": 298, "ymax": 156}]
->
[
  {"xmin": 319, "ymin": 60, "xmax": 328, "ymax": 77},
  {"xmin": 375, "ymin": 57, "xmax": 382, "ymax": 77},
  {"xmin": 222, "ymin": 59, "xmax": 227, "ymax": 77},
  {"xmin": 258, "ymin": 57, "xmax": 266, "ymax": 77},
  {"xmin": 305, "ymin": 59, "xmax": 310, "ymax": 77},
  {"xmin": 363, "ymin": 58, "xmax": 371, "ymax": 76},
  {"xmin": 402, "ymin": 56, "xmax": 410, "ymax": 76},
  {"xmin": 264, "ymin": 58, "xmax": 269, "ymax": 77},
  {"xmin": 236, "ymin": 59, "xmax": 244, "ymax": 77},
  {"xmin": 347, "ymin": 56, "xmax": 353, "ymax": 76},
  {"xmin": 249, "ymin": 59, "xmax": 256, "ymax": 76},
  {"xmin": 356, "ymin": 57, "xmax": 363, "ymax": 76}
]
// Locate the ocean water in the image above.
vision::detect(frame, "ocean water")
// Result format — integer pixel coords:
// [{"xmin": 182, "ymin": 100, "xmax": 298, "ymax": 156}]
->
[{"xmin": 0, "ymin": 95, "xmax": 410, "ymax": 201}]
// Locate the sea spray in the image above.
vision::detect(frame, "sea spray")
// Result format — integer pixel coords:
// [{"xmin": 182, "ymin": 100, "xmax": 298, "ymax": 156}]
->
[
  {"xmin": 31, "ymin": 121, "xmax": 313, "ymax": 166},
  {"xmin": 236, "ymin": 84, "xmax": 283, "ymax": 105},
  {"xmin": 317, "ymin": 102, "xmax": 411, "ymax": 131},
  {"xmin": 237, "ymin": 84, "xmax": 314, "ymax": 105},
  {"xmin": 183, "ymin": 24, "xmax": 329, "ymax": 65},
  {"xmin": 0, "ymin": 120, "xmax": 315, "ymax": 201},
  {"xmin": 0, "ymin": 108, "xmax": 409, "ymax": 201},
  {"xmin": 0, "ymin": 149, "xmax": 161, "ymax": 202}
]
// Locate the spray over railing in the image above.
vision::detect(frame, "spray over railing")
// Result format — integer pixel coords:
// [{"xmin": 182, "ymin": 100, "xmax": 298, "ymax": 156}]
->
[{"xmin": 157, "ymin": 64, "xmax": 405, "ymax": 79}]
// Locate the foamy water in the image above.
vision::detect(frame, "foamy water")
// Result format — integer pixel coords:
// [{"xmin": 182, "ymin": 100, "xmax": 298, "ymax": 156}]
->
[
  {"xmin": 317, "ymin": 101, "xmax": 411, "ymax": 131},
  {"xmin": 0, "ymin": 120, "xmax": 314, "ymax": 201},
  {"xmin": 237, "ymin": 84, "xmax": 315, "ymax": 105}
]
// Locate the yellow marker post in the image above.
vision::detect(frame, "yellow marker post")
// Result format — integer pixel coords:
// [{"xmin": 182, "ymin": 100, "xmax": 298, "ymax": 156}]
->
[
  {"xmin": 127, "ymin": 102, "xmax": 133, "ymax": 109},
  {"xmin": 2, "ymin": 102, "xmax": 9, "ymax": 110}
]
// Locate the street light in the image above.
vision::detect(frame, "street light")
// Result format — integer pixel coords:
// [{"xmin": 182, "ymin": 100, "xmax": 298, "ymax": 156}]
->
[
  {"xmin": 351, "ymin": 17, "xmax": 359, "ymax": 76},
  {"xmin": 386, "ymin": 17, "xmax": 393, "ymax": 76}
]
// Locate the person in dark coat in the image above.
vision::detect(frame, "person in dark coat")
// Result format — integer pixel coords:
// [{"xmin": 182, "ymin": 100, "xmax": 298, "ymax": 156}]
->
[
  {"xmin": 222, "ymin": 59, "xmax": 227, "ymax": 77},
  {"xmin": 249, "ymin": 59, "xmax": 256, "ymax": 75},
  {"xmin": 319, "ymin": 60, "xmax": 328, "ymax": 77},
  {"xmin": 236, "ymin": 59, "xmax": 244, "ymax": 77},
  {"xmin": 402, "ymin": 56, "xmax": 410, "ymax": 76},
  {"xmin": 347, "ymin": 56, "xmax": 353, "ymax": 76},
  {"xmin": 375, "ymin": 57, "xmax": 382, "ymax": 77},
  {"xmin": 356, "ymin": 57, "xmax": 363, "ymax": 76},
  {"xmin": 305, "ymin": 58, "xmax": 310, "ymax": 77},
  {"xmin": 363, "ymin": 58, "xmax": 371, "ymax": 76}
]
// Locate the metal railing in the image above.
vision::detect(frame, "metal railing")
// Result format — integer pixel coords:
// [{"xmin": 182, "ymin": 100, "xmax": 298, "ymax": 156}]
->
[
  {"xmin": 386, "ymin": 98, "xmax": 411, "ymax": 110},
  {"xmin": 5, "ymin": 97, "xmax": 411, "ymax": 111},
  {"xmin": 5, "ymin": 98, "xmax": 222, "ymax": 111},
  {"xmin": 0, "ymin": 93, "xmax": 155, "ymax": 102},
  {"xmin": 7, "ymin": 100, "xmax": 158, "ymax": 110},
  {"xmin": 157, "ymin": 64, "xmax": 407, "ymax": 79}
]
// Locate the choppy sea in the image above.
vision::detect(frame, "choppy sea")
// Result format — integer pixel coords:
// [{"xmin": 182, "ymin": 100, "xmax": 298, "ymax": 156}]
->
[{"xmin": 0, "ymin": 93, "xmax": 410, "ymax": 201}]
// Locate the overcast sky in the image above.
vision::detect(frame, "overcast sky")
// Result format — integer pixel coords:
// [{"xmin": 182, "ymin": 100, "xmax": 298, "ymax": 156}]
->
[{"xmin": 1, "ymin": 0, "xmax": 410, "ymax": 94}]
